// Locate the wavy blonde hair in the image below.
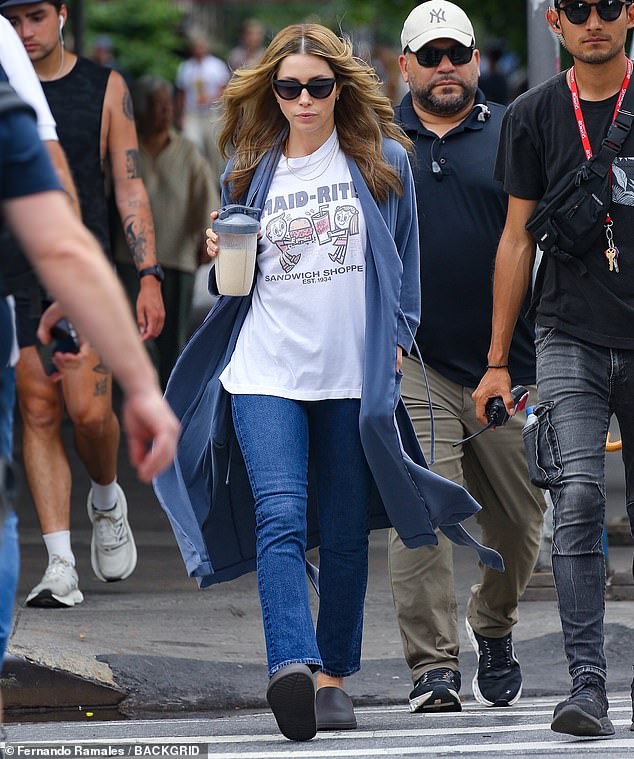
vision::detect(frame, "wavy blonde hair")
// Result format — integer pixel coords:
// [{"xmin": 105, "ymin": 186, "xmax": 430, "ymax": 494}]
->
[{"xmin": 219, "ymin": 23, "xmax": 412, "ymax": 203}]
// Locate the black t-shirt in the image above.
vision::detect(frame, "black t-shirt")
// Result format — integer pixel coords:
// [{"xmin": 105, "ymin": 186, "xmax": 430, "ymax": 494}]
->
[
  {"xmin": 496, "ymin": 72, "xmax": 634, "ymax": 349},
  {"xmin": 395, "ymin": 91, "xmax": 536, "ymax": 388},
  {"xmin": 3, "ymin": 59, "xmax": 112, "ymax": 302}
]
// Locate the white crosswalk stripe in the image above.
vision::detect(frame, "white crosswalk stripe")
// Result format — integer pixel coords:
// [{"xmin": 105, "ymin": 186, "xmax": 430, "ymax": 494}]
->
[
  {"xmin": 3, "ymin": 695, "xmax": 633, "ymax": 758},
  {"xmin": 204, "ymin": 695, "xmax": 634, "ymax": 757}
]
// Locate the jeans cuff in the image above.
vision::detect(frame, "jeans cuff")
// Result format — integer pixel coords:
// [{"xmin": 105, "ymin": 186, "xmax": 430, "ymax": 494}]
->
[
  {"xmin": 571, "ymin": 665, "xmax": 606, "ymax": 681},
  {"xmin": 320, "ymin": 666, "xmax": 360, "ymax": 678},
  {"xmin": 269, "ymin": 658, "xmax": 322, "ymax": 678}
]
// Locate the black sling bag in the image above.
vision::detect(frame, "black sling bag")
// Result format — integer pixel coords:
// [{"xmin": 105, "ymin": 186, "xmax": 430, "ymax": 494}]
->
[{"xmin": 526, "ymin": 79, "xmax": 634, "ymax": 263}]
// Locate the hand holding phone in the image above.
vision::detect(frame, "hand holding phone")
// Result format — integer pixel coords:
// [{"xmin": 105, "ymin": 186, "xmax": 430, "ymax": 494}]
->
[
  {"xmin": 37, "ymin": 317, "xmax": 80, "ymax": 376},
  {"xmin": 484, "ymin": 385, "xmax": 529, "ymax": 427},
  {"xmin": 453, "ymin": 385, "xmax": 529, "ymax": 447}
]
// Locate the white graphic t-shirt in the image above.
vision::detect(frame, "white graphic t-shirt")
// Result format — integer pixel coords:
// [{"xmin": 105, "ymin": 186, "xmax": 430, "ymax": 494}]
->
[{"xmin": 220, "ymin": 130, "xmax": 367, "ymax": 400}]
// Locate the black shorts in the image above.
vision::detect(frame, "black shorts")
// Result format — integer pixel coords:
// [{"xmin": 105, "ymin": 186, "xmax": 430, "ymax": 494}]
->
[{"xmin": 13, "ymin": 286, "xmax": 50, "ymax": 349}]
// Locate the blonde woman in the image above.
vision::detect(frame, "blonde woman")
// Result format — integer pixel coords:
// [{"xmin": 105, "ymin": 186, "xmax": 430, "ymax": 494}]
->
[{"xmin": 155, "ymin": 22, "xmax": 502, "ymax": 742}]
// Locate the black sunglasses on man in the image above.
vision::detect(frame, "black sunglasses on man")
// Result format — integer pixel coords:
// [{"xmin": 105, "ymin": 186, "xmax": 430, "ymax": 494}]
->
[
  {"xmin": 406, "ymin": 44, "xmax": 475, "ymax": 69},
  {"xmin": 555, "ymin": 0, "xmax": 629, "ymax": 24}
]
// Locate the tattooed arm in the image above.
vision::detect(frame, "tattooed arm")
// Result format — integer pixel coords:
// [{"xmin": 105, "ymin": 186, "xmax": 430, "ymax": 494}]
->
[{"xmin": 106, "ymin": 71, "xmax": 165, "ymax": 340}]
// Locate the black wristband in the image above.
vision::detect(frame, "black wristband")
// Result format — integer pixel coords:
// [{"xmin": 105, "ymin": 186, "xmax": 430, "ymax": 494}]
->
[
  {"xmin": 138, "ymin": 264, "xmax": 164, "ymax": 283},
  {"xmin": 486, "ymin": 364, "xmax": 509, "ymax": 369}
]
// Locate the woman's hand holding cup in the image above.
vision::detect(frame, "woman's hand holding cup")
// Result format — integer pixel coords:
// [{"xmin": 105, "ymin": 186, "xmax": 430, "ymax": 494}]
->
[
  {"xmin": 206, "ymin": 210, "xmax": 220, "ymax": 259},
  {"xmin": 209, "ymin": 205, "xmax": 262, "ymax": 296}
]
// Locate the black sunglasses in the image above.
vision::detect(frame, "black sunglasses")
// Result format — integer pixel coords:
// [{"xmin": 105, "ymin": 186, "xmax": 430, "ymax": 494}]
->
[
  {"xmin": 557, "ymin": 0, "xmax": 627, "ymax": 24},
  {"xmin": 408, "ymin": 44, "xmax": 474, "ymax": 68},
  {"xmin": 272, "ymin": 78, "xmax": 337, "ymax": 100}
]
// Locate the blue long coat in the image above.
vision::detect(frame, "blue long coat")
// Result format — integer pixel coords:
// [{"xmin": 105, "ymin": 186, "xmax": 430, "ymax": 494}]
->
[{"xmin": 154, "ymin": 139, "xmax": 503, "ymax": 588}]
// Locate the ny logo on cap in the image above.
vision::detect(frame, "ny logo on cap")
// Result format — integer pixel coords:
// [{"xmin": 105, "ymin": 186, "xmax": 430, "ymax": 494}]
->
[{"xmin": 429, "ymin": 7, "xmax": 447, "ymax": 23}]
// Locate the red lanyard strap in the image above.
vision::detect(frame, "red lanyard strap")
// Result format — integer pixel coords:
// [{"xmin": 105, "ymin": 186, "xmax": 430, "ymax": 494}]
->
[{"xmin": 569, "ymin": 59, "xmax": 633, "ymax": 160}]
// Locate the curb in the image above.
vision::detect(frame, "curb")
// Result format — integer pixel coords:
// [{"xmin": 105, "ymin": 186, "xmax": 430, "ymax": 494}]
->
[{"xmin": 0, "ymin": 656, "xmax": 125, "ymax": 713}]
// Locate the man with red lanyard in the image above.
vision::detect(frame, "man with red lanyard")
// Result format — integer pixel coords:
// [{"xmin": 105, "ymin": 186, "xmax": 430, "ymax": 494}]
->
[{"xmin": 473, "ymin": 0, "xmax": 634, "ymax": 739}]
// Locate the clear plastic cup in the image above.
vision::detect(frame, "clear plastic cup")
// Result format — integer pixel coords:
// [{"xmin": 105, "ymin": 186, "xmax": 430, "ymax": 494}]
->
[{"xmin": 212, "ymin": 205, "xmax": 261, "ymax": 296}]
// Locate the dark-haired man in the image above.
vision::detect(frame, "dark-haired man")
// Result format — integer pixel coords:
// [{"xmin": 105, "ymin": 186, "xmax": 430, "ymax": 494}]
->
[
  {"xmin": 474, "ymin": 0, "xmax": 634, "ymax": 738},
  {"xmin": 0, "ymin": 70, "xmax": 178, "ymax": 732},
  {"xmin": 389, "ymin": 0, "xmax": 546, "ymax": 715},
  {"xmin": 1, "ymin": 0, "xmax": 165, "ymax": 607}
]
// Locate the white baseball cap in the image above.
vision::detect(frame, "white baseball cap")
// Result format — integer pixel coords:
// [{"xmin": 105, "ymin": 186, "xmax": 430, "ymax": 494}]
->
[{"xmin": 401, "ymin": 1, "xmax": 475, "ymax": 53}]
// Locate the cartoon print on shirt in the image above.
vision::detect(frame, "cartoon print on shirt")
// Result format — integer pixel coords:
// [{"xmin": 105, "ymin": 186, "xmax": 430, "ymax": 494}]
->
[
  {"xmin": 329, "ymin": 205, "xmax": 359, "ymax": 263},
  {"xmin": 311, "ymin": 205, "xmax": 333, "ymax": 244},
  {"xmin": 266, "ymin": 205, "xmax": 360, "ymax": 272},
  {"xmin": 612, "ymin": 158, "xmax": 634, "ymax": 206},
  {"xmin": 266, "ymin": 213, "xmax": 301, "ymax": 273},
  {"xmin": 266, "ymin": 213, "xmax": 288, "ymax": 240}
]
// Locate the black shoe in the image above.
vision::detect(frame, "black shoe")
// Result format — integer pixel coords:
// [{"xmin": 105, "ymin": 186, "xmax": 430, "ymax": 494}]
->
[
  {"xmin": 466, "ymin": 619, "xmax": 522, "ymax": 707},
  {"xmin": 266, "ymin": 663, "xmax": 316, "ymax": 742},
  {"xmin": 316, "ymin": 686, "xmax": 357, "ymax": 730},
  {"xmin": 551, "ymin": 673, "xmax": 614, "ymax": 737},
  {"xmin": 408, "ymin": 667, "xmax": 462, "ymax": 713}
]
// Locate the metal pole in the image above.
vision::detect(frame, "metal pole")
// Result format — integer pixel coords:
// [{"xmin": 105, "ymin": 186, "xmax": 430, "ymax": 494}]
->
[{"xmin": 527, "ymin": 0, "xmax": 560, "ymax": 87}]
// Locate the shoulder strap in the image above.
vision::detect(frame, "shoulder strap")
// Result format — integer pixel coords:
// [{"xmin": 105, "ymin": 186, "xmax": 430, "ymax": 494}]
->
[{"xmin": 593, "ymin": 78, "xmax": 634, "ymax": 175}]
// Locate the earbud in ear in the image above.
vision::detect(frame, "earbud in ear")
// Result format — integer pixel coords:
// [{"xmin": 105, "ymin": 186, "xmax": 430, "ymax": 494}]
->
[{"xmin": 59, "ymin": 16, "xmax": 65, "ymax": 31}]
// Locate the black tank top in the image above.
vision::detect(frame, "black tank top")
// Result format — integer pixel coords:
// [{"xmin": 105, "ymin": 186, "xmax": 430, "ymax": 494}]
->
[{"xmin": 43, "ymin": 58, "xmax": 111, "ymax": 256}]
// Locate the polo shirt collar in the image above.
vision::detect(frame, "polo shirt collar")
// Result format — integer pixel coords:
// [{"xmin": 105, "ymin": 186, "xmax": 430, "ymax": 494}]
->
[{"xmin": 397, "ymin": 89, "xmax": 490, "ymax": 137}]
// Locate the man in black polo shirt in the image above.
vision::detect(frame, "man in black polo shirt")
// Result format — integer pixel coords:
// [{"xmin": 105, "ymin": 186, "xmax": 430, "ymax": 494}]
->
[{"xmin": 388, "ymin": 1, "xmax": 546, "ymax": 715}]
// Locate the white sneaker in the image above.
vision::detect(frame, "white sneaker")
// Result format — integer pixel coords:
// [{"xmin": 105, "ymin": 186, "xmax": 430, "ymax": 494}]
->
[
  {"xmin": 25, "ymin": 556, "xmax": 84, "ymax": 608},
  {"xmin": 87, "ymin": 483, "xmax": 137, "ymax": 582}
]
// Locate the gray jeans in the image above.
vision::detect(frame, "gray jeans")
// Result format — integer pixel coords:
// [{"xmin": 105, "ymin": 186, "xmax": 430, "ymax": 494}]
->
[{"xmin": 530, "ymin": 326, "xmax": 634, "ymax": 681}]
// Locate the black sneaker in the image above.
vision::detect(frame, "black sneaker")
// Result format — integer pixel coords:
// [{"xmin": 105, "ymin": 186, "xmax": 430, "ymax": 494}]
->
[
  {"xmin": 551, "ymin": 673, "xmax": 614, "ymax": 737},
  {"xmin": 465, "ymin": 619, "xmax": 522, "ymax": 707},
  {"xmin": 408, "ymin": 667, "xmax": 462, "ymax": 713}
]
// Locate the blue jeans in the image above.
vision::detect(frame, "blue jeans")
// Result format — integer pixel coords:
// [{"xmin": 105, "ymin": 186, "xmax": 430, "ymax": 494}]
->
[
  {"xmin": 533, "ymin": 326, "xmax": 634, "ymax": 681},
  {"xmin": 0, "ymin": 365, "xmax": 15, "ymax": 460},
  {"xmin": 0, "ymin": 365, "xmax": 17, "ymax": 662},
  {"xmin": 0, "ymin": 511, "xmax": 19, "ymax": 660},
  {"xmin": 231, "ymin": 394, "xmax": 372, "ymax": 678}
]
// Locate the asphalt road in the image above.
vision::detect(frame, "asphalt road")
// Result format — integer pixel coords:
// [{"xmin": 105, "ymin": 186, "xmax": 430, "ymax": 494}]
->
[{"xmin": 3, "ymin": 696, "xmax": 634, "ymax": 758}]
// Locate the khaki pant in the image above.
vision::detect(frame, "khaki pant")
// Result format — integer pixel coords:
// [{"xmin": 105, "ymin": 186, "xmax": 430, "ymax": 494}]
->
[{"xmin": 388, "ymin": 357, "xmax": 547, "ymax": 683}]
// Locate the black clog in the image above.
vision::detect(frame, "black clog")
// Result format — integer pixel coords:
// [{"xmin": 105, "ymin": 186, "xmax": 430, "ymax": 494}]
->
[
  {"xmin": 316, "ymin": 686, "xmax": 357, "ymax": 731},
  {"xmin": 266, "ymin": 663, "xmax": 316, "ymax": 741}
]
